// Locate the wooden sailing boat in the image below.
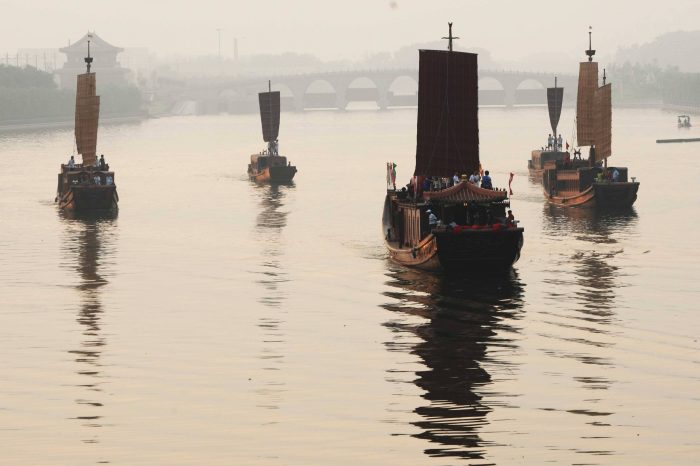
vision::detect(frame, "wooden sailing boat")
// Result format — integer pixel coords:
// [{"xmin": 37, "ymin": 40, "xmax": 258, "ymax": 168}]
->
[
  {"xmin": 382, "ymin": 24, "xmax": 524, "ymax": 273},
  {"xmin": 528, "ymin": 77, "xmax": 569, "ymax": 179},
  {"xmin": 247, "ymin": 82, "xmax": 297, "ymax": 183},
  {"xmin": 56, "ymin": 36, "xmax": 118, "ymax": 211},
  {"xmin": 543, "ymin": 28, "xmax": 639, "ymax": 208}
]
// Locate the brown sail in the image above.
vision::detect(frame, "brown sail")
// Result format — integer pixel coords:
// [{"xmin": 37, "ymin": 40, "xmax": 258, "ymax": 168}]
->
[
  {"xmin": 547, "ymin": 87, "xmax": 564, "ymax": 136},
  {"xmin": 75, "ymin": 72, "xmax": 100, "ymax": 166},
  {"xmin": 414, "ymin": 49, "xmax": 479, "ymax": 177},
  {"xmin": 258, "ymin": 91, "xmax": 280, "ymax": 143},
  {"xmin": 593, "ymin": 83, "xmax": 612, "ymax": 161},
  {"xmin": 576, "ymin": 61, "xmax": 598, "ymax": 146}
]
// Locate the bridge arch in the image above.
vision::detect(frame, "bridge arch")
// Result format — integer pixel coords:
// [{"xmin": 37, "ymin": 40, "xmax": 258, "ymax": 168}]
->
[
  {"xmin": 272, "ymin": 83, "xmax": 294, "ymax": 97},
  {"xmin": 304, "ymin": 79, "xmax": 338, "ymax": 110},
  {"xmin": 345, "ymin": 77, "xmax": 380, "ymax": 110},
  {"xmin": 478, "ymin": 77, "xmax": 505, "ymax": 90},
  {"xmin": 516, "ymin": 78, "xmax": 546, "ymax": 90},
  {"xmin": 271, "ymin": 83, "xmax": 295, "ymax": 111},
  {"xmin": 385, "ymin": 75, "xmax": 418, "ymax": 108},
  {"xmin": 479, "ymin": 77, "xmax": 506, "ymax": 106},
  {"xmin": 304, "ymin": 79, "xmax": 337, "ymax": 94},
  {"xmin": 515, "ymin": 78, "xmax": 546, "ymax": 106},
  {"xmin": 388, "ymin": 75, "xmax": 418, "ymax": 95}
]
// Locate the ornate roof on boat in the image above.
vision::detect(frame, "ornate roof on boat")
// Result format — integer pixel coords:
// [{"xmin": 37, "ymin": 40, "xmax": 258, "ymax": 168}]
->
[{"xmin": 423, "ymin": 181, "xmax": 508, "ymax": 203}]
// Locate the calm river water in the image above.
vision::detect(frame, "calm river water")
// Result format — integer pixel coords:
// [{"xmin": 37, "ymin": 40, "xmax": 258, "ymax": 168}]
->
[{"xmin": 1, "ymin": 107, "xmax": 698, "ymax": 465}]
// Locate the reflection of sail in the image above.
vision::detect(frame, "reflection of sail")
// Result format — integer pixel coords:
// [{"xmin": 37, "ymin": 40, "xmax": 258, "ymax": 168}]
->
[
  {"xmin": 542, "ymin": 206, "xmax": 637, "ymax": 316},
  {"xmin": 252, "ymin": 184, "xmax": 293, "ymax": 412},
  {"xmin": 541, "ymin": 206, "xmax": 637, "ymax": 401},
  {"xmin": 382, "ymin": 269, "xmax": 523, "ymax": 460},
  {"xmin": 61, "ymin": 212, "xmax": 116, "ymax": 444}
]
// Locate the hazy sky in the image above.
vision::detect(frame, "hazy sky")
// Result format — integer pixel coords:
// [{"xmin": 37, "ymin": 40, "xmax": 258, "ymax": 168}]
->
[{"xmin": 2, "ymin": 0, "xmax": 699, "ymax": 62}]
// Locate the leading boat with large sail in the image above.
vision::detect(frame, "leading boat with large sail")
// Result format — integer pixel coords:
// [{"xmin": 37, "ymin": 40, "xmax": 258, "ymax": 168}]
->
[
  {"xmin": 542, "ymin": 28, "xmax": 639, "ymax": 208},
  {"xmin": 56, "ymin": 36, "xmax": 118, "ymax": 212},
  {"xmin": 382, "ymin": 24, "xmax": 524, "ymax": 273},
  {"xmin": 248, "ymin": 82, "xmax": 297, "ymax": 183}
]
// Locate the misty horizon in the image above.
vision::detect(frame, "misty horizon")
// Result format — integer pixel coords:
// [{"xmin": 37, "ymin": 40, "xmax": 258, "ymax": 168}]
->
[{"xmin": 2, "ymin": 0, "xmax": 700, "ymax": 72}]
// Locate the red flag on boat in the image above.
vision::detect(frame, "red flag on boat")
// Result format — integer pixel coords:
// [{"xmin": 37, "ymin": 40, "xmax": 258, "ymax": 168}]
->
[{"xmin": 508, "ymin": 172, "xmax": 514, "ymax": 195}]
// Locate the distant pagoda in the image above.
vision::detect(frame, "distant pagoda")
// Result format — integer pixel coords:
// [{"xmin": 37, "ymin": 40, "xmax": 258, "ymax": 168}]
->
[{"xmin": 56, "ymin": 32, "xmax": 130, "ymax": 90}]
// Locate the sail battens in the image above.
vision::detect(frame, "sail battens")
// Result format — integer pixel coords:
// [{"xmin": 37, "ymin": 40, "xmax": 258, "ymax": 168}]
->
[
  {"xmin": 547, "ymin": 87, "xmax": 564, "ymax": 136},
  {"xmin": 594, "ymin": 83, "xmax": 612, "ymax": 161},
  {"xmin": 576, "ymin": 62, "xmax": 598, "ymax": 146},
  {"xmin": 75, "ymin": 73, "xmax": 100, "ymax": 166},
  {"xmin": 414, "ymin": 49, "xmax": 479, "ymax": 177},
  {"xmin": 258, "ymin": 91, "xmax": 280, "ymax": 143}
]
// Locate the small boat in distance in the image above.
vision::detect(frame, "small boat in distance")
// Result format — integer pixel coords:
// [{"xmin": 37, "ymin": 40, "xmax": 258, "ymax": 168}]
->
[
  {"xmin": 382, "ymin": 23, "xmax": 524, "ymax": 273},
  {"xmin": 528, "ymin": 77, "xmax": 569, "ymax": 179},
  {"xmin": 543, "ymin": 28, "xmax": 639, "ymax": 208},
  {"xmin": 678, "ymin": 115, "xmax": 691, "ymax": 128},
  {"xmin": 56, "ymin": 36, "xmax": 118, "ymax": 212},
  {"xmin": 248, "ymin": 82, "xmax": 297, "ymax": 183}
]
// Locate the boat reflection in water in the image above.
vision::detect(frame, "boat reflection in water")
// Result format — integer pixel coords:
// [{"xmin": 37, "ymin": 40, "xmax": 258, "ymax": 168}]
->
[
  {"xmin": 382, "ymin": 267, "xmax": 524, "ymax": 461},
  {"xmin": 537, "ymin": 205, "xmax": 639, "ymax": 457},
  {"xmin": 60, "ymin": 211, "xmax": 117, "ymax": 445},
  {"xmin": 542, "ymin": 205, "xmax": 638, "ymax": 319},
  {"xmin": 252, "ymin": 183, "xmax": 293, "ymax": 413}
]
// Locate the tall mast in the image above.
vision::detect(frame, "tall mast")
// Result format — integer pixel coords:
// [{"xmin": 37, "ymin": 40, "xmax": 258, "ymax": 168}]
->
[
  {"xmin": 442, "ymin": 22, "xmax": 459, "ymax": 52},
  {"xmin": 268, "ymin": 80, "xmax": 273, "ymax": 154},
  {"xmin": 585, "ymin": 26, "xmax": 596, "ymax": 62},
  {"xmin": 553, "ymin": 76, "xmax": 558, "ymax": 138},
  {"xmin": 85, "ymin": 33, "xmax": 93, "ymax": 73}
]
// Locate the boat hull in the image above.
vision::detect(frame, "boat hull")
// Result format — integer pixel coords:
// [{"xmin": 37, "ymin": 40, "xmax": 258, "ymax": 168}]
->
[
  {"xmin": 434, "ymin": 228, "xmax": 524, "ymax": 272},
  {"xmin": 385, "ymin": 228, "xmax": 524, "ymax": 273},
  {"xmin": 249, "ymin": 165, "xmax": 297, "ymax": 183},
  {"xmin": 545, "ymin": 181, "xmax": 639, "ymax": 208},
  {"xmin": 58, "ymin": 185, "xmax": 119, "ymax": 211}
]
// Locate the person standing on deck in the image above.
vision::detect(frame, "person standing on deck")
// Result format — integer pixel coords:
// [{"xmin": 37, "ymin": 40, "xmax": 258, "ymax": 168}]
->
[
  {"xmin": 469, "ymin": 171, "xmax": 480, "ymax": 185},
  {"xmin": 557, "ymin": 134, "xmax": 563, "ymax": 151},
  {"xmin": 427, "ymin": 209, "xmax": 438, "ymax": 232},
  {"xmin": 453, "ymin": 173, "xmax": 461, "ymax": 185},
  {"xmin": 612, "ymin": 168, "xmax": 620, "ymax": 182},
  {"xmin": 68, "ymin": 156, "xmax": 75, "ymax": 170},
  {"xmin": 547, "ymin": 133, "xmax": 553, "ymax": 150},
  {"xmin": 507, "ymin": 210, "xmax": 515, "ymax": 226},
  {"xmin": 481, "ymin": 170, "xmax": 493, "ymax": 189}
]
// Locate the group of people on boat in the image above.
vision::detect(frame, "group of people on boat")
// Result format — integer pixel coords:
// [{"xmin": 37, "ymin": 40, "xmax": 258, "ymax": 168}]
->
[
  {"xmin": 426, "ymin": 204, "xmax": 518, "ymax": 234},
  {"xmin": 596, "ymin": 167, "xmax": 621, "ymax": 183},
  {"xmin": 678, "ymin": 115, "xmax": 691, "ymax": 128},
  {"xmin": 66, "ymin": 154, "xmax": 110, "ymax": 171},
  {"xmin": 262, "ymin": 139, "xmax": 279, "ymax": 156},
  {"xmin": 403, "ymin": 169, "xmax": 496, "ymax": 198},
  {"xmin": 546, "ymin": 133, "xmax": 563, "ymax": 151}
]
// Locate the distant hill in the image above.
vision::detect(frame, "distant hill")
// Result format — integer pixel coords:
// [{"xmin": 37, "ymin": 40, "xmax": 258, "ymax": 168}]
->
[{"xmin": 615, "ymin": 31, "xmax": 700, "ymax": 72}]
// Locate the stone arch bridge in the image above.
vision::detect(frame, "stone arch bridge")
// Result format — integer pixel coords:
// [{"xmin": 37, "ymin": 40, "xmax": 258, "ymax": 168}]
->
[{"xmin": 162, "ymin": 68, "xmax": 577, "ymax": 114}]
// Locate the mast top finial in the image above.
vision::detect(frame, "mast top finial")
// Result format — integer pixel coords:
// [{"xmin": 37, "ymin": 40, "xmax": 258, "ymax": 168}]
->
[
  {"xmin": 586, "ymin": 26, "xmax": 596, "ymax": 62},
  {"xmin": 442, "ymin": 22, "xmax": 459, "ymax": 52},
  {"xmin": 84, "ymin": 32, "xmax": 94, "ymax": 73}
]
